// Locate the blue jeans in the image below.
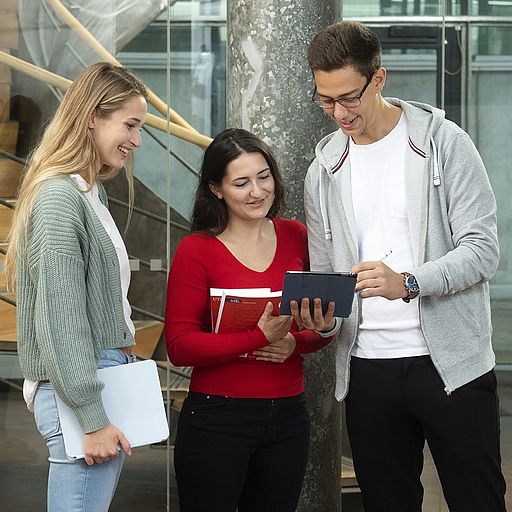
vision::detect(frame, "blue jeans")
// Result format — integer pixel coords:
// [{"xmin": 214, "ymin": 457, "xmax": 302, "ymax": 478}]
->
[{"xmin": 33, "ymin": 348, "xmax": 136, "ymax": 512}]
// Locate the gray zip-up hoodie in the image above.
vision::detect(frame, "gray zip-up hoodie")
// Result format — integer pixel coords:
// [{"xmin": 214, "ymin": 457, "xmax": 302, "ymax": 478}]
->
[{"xmin": 304, "ymin": 98, "xmax": 499, "ymax": 401}]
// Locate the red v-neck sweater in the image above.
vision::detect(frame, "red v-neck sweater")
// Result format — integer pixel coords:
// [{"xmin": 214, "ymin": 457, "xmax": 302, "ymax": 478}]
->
[{"xmin": 165, "ymin": 218, "xmax": 331, "ymax": 398}]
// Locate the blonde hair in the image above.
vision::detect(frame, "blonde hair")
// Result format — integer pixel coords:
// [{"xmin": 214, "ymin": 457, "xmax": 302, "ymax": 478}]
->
[{"xmin": 5, "ymin": 62, "xmax": 148, "ymax": 290}]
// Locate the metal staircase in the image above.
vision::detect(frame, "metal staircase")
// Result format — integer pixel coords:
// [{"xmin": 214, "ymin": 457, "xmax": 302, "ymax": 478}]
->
[
  {"xmin": 0, "ymin": 0, "xmax": 20, "ymax": 359},
  {"xmin": 0, "ymin": 0, "xmax": 192, "ymax": 411},
  {"xmin": 18, "ymin": 0, "xmax": 168, "ymax": 85},
  {"xmin": 0, "ymin": 168, "xmax": 191, "ymax": 414}
]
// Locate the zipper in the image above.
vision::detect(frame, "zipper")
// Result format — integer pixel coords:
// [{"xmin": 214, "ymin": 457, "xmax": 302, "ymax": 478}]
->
[
  {"xmin": 418, "ymin": 298, "xmax": 452, "ymax": 396},
  {"xmin": 341, "ymin": 298, "xmax": 360, "ymax": 401}
]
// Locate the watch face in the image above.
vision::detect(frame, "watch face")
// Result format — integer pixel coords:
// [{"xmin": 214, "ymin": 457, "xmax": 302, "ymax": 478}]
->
[{"xmin": 406, "ymin": 275, "xmax": 420, "ymax": 293}]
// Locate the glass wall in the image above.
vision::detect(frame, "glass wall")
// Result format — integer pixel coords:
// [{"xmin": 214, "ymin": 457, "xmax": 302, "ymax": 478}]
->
[
  {"xmin": 0, "ymin": 0, "xmax": 224, "ymax": 509},
  {"xmin": 343, "ymin": 1, "xmax": 512, "ymax": 368},
  {"xmin": 118, "ymin": 1, "xmax": 226, "ymax": 221},
  {"xmin": 341, "ymin": 2, "xmax": 512, "ymax": 510},
  {"xmin": 470, "ymin": 24, "xmax": 512, "ymax": 366},
  {"xmin": 0, "ymin": 1, "xmax": 510, "ymax": 511},
  {"xmin": 343, "ymin": 0, "xmax": 512, "ymax": 16}
]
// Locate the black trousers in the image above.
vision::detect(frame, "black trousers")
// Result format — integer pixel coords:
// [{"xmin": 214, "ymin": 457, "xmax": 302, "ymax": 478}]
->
[
  {"xmin": 345, "ymin": 355, "xmax": 507, "ymax": 512},
  {"xmin": 174, "ymin": 391, "xmax": 310, "ymax": 512}
]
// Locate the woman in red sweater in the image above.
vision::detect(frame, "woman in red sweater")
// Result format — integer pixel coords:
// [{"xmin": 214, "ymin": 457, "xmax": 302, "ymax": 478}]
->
[{"xmin": 165, "ymin": 128, "xmax": 338, "ymax": 512}]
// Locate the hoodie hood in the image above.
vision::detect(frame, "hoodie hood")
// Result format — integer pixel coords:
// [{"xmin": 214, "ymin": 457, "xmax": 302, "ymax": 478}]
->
[
  {"xmin": 312, "ymin": 98, "xmax": 448, "ymax": 240},
  {"xmin": 314, "ymin": 98, "xmax": 447, "ymax": 174},
  {"xmin": 305, "ymin": 97, "xmax": 499, "ymax": 400}
]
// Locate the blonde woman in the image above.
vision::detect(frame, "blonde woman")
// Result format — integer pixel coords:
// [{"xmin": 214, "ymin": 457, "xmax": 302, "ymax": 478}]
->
[{"xmin": 5, "ymin": 62, "xmax": 148, "ymax": 511}]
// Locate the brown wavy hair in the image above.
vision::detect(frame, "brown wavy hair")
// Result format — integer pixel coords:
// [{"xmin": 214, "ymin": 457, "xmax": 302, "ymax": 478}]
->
[{"xmin": 190, "ymin": 128, "xmax": 286, "ymax": 235}]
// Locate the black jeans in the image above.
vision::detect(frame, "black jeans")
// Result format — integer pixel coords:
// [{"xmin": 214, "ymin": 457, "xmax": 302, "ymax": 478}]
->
[
  {"xmin": 174, "ymin": 391, "xmax": 310, "ymax": 512},
  {"xmin": 345, "ymin": 355, "xmax": 507, "ymax": 512}
]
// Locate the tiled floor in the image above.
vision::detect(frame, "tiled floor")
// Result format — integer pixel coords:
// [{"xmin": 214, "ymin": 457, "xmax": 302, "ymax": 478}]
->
[
  {"xmin": 343, "ymin": 379, "xmax": 512, "ymax": 511},
  {"xmin": 1, "ymin": 377, "xmax": 510, "ymax": 511},
  {"xmin": 0, "ymin": 381, "xmax": 173, "ymax": 511},
  {"xmin": 421, "ymin": 385, "xmax": 512, "ymax": 511}
]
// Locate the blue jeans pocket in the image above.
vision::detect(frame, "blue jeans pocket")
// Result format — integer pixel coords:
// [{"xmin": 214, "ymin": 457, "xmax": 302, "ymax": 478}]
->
[
  {"xmin": 34, "ymin": 383, "xmax": 61, "ymax": 440},
  {"xmin": 97, "ymin": 348, "xmax": 136, "ymax": 369}
]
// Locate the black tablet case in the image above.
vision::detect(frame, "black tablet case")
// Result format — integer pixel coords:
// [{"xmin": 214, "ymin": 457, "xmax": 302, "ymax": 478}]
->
[{"xmin": 280, "ymin": 271, "xmax": 356, "ymax": 318}]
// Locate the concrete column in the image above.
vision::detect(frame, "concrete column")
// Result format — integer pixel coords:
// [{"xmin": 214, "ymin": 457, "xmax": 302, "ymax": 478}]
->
[{"xmin": 227, "ymin": 2, "xmax": 342, "ymax": 510}]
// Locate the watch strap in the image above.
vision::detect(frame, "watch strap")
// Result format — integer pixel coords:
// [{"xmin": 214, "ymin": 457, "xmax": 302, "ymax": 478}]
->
[{"xmin": 401, "ymin": 272, "xmax": 419, "ymax": 303}]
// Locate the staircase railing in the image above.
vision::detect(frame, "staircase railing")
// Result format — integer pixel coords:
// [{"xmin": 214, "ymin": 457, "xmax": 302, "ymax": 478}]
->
[
  {"xmin": 0, "ymin": 150, "xmax": 25, "ymax": 165},
  {"xmin": 108, "ymin": 196, "xmax": 189, "ymax": 233},
  {"xmin": 0, "ymin": 150, "xmax": 187, "ymax": 337},
  {"xmin": 0, "ymin": 198, "xmax": 16, "ymax": 209},
  {"xmin": 45, "ymin": 0, "xmax": 197, "ymax": 134},
  {"xmin": 143, "ymin": 126, "xmax": 200, "ymax": 178},
  {"xmin": 0, "ymin": 293, "xmax": 16, "ymax": 307},
  {"xmin": 0, "ymin": 51, "xmax": 212, "ymax": 149}
]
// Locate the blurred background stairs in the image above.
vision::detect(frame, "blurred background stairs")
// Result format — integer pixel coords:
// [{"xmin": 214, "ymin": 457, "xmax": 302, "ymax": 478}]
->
[
  {"xmin": 0, "ymin": 0, "xmax": 197, "ymax": 466},
  {"xmin": 0, "ymin": 0, "xmax": 20, "ymax": 353}
]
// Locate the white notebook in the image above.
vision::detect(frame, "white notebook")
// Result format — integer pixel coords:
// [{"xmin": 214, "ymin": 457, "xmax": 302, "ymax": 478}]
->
[{"xmin": 55, "ymin": 359, "xmax": 169, "ymax": 459}]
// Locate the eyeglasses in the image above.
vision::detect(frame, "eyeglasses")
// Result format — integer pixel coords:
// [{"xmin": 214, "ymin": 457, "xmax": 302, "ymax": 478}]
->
[{"xmin": 312, "ymin": 74, "xmax": 374, "ymax": 110}]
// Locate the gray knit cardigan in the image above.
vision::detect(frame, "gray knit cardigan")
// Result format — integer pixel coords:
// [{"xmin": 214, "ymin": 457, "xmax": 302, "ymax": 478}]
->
[{"xmin": 16, "ymin": 177, "xmax": 134, "ymax": 433}]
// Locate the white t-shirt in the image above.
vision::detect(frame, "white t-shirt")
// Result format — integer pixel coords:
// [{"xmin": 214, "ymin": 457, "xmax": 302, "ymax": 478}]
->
[
  {"xmin": 70, "ymin": 174, "xmax": 135, "ymax": 338},
  {"xmin": 23, "ymin": 174, "xmax": 135, "ymax": 411},
  {"xmin": 346, "ymin": 114, "xmax": 429, "ymax": 358}
]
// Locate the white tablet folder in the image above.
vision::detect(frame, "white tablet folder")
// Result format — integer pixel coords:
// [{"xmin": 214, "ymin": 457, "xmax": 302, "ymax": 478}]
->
[{"xmin": 55, "ymin": 359, "xmax": 169, "ymax": 459}]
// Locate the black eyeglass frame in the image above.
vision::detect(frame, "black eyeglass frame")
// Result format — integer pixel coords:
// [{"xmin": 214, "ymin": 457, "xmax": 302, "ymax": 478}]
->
[{"xmin": 312, "ymin": 73, "xmax": 374, "ymax": 110}]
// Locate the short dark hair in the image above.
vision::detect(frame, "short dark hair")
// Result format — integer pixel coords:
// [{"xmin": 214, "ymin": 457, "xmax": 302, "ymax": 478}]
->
[
  {"xmin": 307, "ymin": 21, "xmax": 382, "ymax": 79},
  {"xmin": 190, "ymin": 128, "xmax": 286, "ymax": 234}
]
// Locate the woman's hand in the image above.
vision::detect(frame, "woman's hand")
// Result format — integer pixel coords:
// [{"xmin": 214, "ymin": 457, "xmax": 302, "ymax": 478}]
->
[
  {"xmin": 83, "ymin": 424, "xmax": 131, "ymax": 466},
  {"xmin": 290, "ymin": 298, "xmax": 336, "ymax": 331},
  {"xmin": 253, "ymin": 332, "xmax": 296, "ymax": 363},
  {"xmin": 257, "ymin": 301, "xmax": 292, "ymax": 343}
]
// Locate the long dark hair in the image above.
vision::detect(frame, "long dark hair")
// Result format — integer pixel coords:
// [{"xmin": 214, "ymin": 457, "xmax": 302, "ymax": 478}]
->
[{"xmin": 190, "ymin": 128, "xmax": 286, "ymax": 234}]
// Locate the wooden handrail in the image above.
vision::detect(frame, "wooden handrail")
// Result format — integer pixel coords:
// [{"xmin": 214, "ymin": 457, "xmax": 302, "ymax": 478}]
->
[
  {"xmin": 46, "ymin": 0, "xmax": 199, "ymax": 134},
  {"xmin": 146, "ymin": 113, "xmax": 212, "ymax": 148},
  {"xmin": 0, "ymin": 51, "xmax": 212, "ymax": 149},
  {"xmin": 0, "ymin": 51, "xmax": 67, "ymax": 89}
]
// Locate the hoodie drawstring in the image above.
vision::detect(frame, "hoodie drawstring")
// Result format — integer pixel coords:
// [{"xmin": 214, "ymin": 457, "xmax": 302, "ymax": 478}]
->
[
  {"xmin": 319, "ymin": 169, "xmax": 332, "ymax": 240},
  {"xmin": 431, "ymin": 137, "xmax": 441, "ymax": 187}
]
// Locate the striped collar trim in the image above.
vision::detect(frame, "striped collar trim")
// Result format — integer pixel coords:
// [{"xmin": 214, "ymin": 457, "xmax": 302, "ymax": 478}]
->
[
  {"xmin": 329, "ymin": 136, "xmax": 427, "ymax": 174},
  {"xmin": 408, "ymin": 137, "xmax": 427, "ymax": 158},
  {"xmin": 331, "ymin": 139, "xmax": 350, "ymax": 174}
]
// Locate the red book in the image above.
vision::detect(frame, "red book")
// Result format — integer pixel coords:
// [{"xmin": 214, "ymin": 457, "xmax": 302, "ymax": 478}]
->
[
  {"xmin": 209, "ymin": 288, "xmax": 272, "ymax": 332},
  {"xmin": 210, "ymin": 289, "xmax": 282, "ymax": 359},
  {"xmin": 215, "ymin": 292, "xmax": 282, "ymax": 334}
]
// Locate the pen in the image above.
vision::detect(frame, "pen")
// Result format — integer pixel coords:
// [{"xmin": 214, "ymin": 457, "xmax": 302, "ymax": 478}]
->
[{"xmin": 380, "ymin": 249, "xmax": 393, "ymax": 261}]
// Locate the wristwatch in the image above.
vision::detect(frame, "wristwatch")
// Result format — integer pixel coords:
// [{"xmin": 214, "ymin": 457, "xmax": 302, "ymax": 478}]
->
[{"xmin": 401, "ymin": 272, "xmax": 420, "ymax": 303}]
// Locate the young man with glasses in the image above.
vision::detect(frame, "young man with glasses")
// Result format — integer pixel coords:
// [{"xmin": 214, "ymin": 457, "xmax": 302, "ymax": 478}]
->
[{"xmin": 301, "ymin": 20, "xmax": 506, "ymax": 511}]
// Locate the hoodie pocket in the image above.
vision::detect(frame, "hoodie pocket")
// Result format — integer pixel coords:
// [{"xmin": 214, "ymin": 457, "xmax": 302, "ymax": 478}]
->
[{"xmin": 451, "ymin": 288, "xmax": 491, "ymax": 341}]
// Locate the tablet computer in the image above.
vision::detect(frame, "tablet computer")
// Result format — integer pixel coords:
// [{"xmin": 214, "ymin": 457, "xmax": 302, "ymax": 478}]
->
[
  {"xmin": 280, "ymin": 271, "xmax": 357, "ymax": 318},
  {"xmin": 55, "ymin": 359, "xmax": 169, "ymax": 459}
]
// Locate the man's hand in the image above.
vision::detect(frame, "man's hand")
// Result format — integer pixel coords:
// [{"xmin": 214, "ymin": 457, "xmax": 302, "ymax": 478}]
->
[
  {"xmin": 290, "ymin": 297, "xmax": 336, "ymax": 331},
  {"xmin": 83, "ymin": 424, "xmax": 131, "ymax": 466},
  {"xmin": 351, "ymin": 261, "xmax": 407, "ymax": 300}
]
